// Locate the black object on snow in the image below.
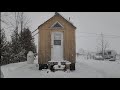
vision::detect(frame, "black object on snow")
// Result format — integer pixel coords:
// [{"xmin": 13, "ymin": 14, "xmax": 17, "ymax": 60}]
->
[{"xmin": 70, "ymin": 63, "xmax": 75, "ymax": 71}]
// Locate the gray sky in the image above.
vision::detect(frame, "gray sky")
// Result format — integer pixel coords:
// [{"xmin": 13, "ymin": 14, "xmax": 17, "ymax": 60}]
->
[{"xmin": 3, "ymin": 12, "xmax": 120, "ymax": 53}]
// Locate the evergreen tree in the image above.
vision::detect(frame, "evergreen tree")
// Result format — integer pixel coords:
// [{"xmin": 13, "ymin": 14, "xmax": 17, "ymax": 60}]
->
[
  {"xmin": 11, "ymin": 27, "xmax": 21, "ymax": 54},
  {"xmin": 19, "ymin": 28, "xmax": 37, "ymax": 57},
  {"xmin": 0, "ymin": 29, "xmax": 7, "ymax": 53},
  {"xmin": 10, "ymin": 27, "xmax": 25, "ymax": 62},
  {"xmin": 0, "ymin": 28, "xmax": 8, "ymax": 65}
]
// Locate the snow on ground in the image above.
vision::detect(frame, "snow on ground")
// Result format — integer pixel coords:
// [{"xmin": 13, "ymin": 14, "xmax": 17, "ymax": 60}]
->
[
  {"xmin": 78, "ymin": 57, "xmax": 120, "ymax": 78},
  {"xmin": 1, "ymin": 56, "xmax": 120, "ymax": 78}
]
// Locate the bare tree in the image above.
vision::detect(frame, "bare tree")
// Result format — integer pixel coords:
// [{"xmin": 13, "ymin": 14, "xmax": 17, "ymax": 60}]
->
[
  {"xmin": 1, "ymin": 12, "xmax": 30, "ymax": 33},
  {"xmin": 16, "ymin": 12, "xmax": 30, "ymax": 34},
  {"xmin": 1, "ymin": 12, "xmax": 9, "ymax": 24},
  {"xmin": 1, "ymin": 12, "xmax": 11, "ymax": 31},
  {"xmin": 97, "ymin": 33, "xmax": 109, "ymax": 59},
  {"xmin": 0, "ymin": 28, "xmax": 7, "ymax": 52},
  {"xmin": 9, "ymin": 12, "xmax": 31, "ymax": 47},
  {"xmin": 0, "ymin": 12, "xmax": 10, "ymax": 52}
]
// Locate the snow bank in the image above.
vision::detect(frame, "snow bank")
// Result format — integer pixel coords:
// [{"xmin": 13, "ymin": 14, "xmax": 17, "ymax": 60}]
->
[{"xmin": 27, "ymin": 51, "xmax": 34, "ymax": 64}]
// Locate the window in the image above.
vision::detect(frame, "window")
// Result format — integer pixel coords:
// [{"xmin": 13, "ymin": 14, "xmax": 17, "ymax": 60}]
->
[
  {"xmin": 51, "ymin": 21, "xmax": 64, "ymax": 29},
  {"xmin": 54, "ymin": 40, "xmax": 61, "ymax": 45},
  {"xmin": 54, "ymin": 33, "xmax": 61, "ymax": 45},
  {"xmin": 54, "ymin": 23, "xmax": 62, "ymax": 28},
  {"xmin": 54, "ymin": 33, "xmax": 61, "ymax": 40}
]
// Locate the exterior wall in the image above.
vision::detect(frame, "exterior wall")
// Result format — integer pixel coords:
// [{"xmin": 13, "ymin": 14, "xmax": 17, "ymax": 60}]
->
[
  {"xmin": 38, "ymin": 15, "xmax": 76, "ymax": 64},
  {"xmin": 38, "ymin": 29, "xmax": 51, "ymax": 64}
]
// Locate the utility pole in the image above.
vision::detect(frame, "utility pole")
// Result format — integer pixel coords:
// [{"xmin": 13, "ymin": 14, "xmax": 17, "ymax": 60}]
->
[
  {"xmin": 101, "ymin": 33, "xmax": 104, "ymax": 60},
  {"xmin": 97, "ymin": 32, "xmax": 109, "ymax": 60}
]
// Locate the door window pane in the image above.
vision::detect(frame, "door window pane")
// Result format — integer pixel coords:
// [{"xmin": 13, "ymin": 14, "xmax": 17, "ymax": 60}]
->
[
  {"xmin": 54, "ymin": 33, "xmax": 61, "ymax": 40},
  {"xmin": 54, "ymin": 40, "xmax": 61, "ymax": 45}
]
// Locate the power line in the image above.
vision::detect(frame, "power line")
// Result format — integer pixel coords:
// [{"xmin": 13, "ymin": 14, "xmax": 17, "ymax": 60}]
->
[
  {"xmin": 78, "ymin": 36, "xmax": 120, "ymax": 38},
  {"xmin": 31, "ymin": 28, "xmax": 39, "ymax": 37},
  {"xmin": 79, "ymin": 32, "xmax": 101, "ymax": 36},
  {"xmin": 32, "ymin": 32, "xmax": 39, "ymax": 37},
  {"xmin": 31, "ymin": 29, "xmax": 120, "ymax": 38},
  {"xmin": 32, "ymin": 28, "xmax": 38, "ymax": 33},
  {"xmin": 79, "ymin": 32, "xmax": 120, "ymax": 37}
]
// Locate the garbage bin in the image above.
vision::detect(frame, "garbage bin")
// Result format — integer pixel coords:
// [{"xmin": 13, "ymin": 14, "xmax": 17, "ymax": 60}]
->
[{"xmin": 27, "ymin": 51, "xmax": 34, "ymax": 64}]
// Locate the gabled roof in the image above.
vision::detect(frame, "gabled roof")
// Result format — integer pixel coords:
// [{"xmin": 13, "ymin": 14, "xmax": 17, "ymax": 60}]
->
[{"xmin": 38, "ymin": 12, "xmax": 76, "ymax": 29}]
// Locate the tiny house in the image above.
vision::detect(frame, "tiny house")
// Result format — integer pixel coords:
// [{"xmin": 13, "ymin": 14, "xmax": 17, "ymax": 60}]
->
[{"xmin": 38, "ymin": 12, "xmax": 76, "ymax": 70}]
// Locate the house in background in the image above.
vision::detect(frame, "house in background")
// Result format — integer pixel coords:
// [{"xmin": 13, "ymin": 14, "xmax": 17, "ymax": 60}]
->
[
  {"xmin": 95, "ymin": 50, "xmax": 117, "ymax": 61},
  {"xmin": 38, "ymin": 12, "xmax": 76, "ymax": 70}
]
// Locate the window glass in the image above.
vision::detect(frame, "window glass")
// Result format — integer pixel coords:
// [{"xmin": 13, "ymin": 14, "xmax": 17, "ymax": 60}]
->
[
  {"xmin": 54, "ymin": 33, "xmax": 61, "ymax": 40},
  {"xmin": 54, "ymin": 40, "xmax": 61, "ymax": 45}
]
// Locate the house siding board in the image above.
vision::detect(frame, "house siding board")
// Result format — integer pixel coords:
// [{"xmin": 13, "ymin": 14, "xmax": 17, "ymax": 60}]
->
[{"xmin": 38, "ymin": 14, "xmax": 76, "ymax": 64}]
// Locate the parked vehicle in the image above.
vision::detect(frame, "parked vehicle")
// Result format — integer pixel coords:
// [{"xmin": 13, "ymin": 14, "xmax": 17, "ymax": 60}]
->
[
  {"xmin": 95, "ymin": 50, "xmax": 117, "ymax": 61},
  {"xmin": 94, "ymin": 55, "xmax": 104, "ymax": 60}
]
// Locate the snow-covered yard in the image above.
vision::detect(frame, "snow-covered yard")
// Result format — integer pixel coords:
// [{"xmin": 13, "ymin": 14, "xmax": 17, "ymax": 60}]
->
[{"xmin": 1, "ymin": 56, "xmax": 120, "ymax": 78}]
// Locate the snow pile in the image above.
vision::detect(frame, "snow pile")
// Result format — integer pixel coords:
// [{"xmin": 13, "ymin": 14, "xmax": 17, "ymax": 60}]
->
[{"xmin": 27, "ymin": 51, "xmax": 34, "ymax": 64}]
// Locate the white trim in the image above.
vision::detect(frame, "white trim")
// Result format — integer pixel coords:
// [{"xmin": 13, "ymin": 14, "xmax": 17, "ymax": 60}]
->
[{"xmin": 51, "ymin": 21, "xmax": 64, "ymax": 29}]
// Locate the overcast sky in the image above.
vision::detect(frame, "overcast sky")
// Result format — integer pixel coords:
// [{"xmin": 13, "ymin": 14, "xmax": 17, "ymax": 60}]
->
[{"xmin": 3, "ymin": 12, "xmax": 120, "ymax": 53}]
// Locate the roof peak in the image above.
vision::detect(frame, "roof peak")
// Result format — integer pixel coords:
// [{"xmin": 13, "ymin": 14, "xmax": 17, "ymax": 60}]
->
[
  {"xmin": 38, "ymin": 12, "xmax": 76, "ymax": 29},
  {"xmin": 55, "ymin": 12, "xmax": 60, "ymax": 15}
]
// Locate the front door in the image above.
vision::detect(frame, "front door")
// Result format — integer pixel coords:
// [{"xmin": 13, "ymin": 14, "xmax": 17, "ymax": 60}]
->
[{"xmin": 51, "ymin": 32, "xmax": 63, "ymax": 61}]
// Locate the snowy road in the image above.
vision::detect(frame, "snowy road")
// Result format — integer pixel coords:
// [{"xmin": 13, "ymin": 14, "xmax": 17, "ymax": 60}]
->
[
  {"xmin": 1, "ymin": 57, "xmax": 120, "ymax": 78},
  {"xmin": 79, "ymin": 59, "xmax": 120, "ymax": 78}
]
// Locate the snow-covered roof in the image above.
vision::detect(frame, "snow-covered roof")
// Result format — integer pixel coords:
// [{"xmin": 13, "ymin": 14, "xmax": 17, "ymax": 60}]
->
[{"xmin": 38, "ymin": 12, "xmax": 76, "ymax": 29}]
